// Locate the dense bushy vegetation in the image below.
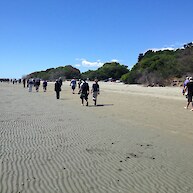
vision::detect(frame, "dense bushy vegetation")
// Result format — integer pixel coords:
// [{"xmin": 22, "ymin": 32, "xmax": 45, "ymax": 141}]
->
[
  {"xmin": 27, "ymin": 42, "xmax": 193, "ymax": 85},
  {"xmin": 121, "ymin": 42, "xmax": 193, "ymax": 85},
  {"xmin": 27, "ymin": 65, "xmax": 81, "ymax": 81},
  {"xmin": 81, "ymin": 62, "xmax": 129, "ymax": 81},
  {"xmin": 27, "ymin": 62, "xmax": 129, "ymax": 81}
]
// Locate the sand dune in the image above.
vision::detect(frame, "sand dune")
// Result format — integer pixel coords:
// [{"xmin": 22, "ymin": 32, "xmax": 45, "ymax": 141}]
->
[{"xmin": 0, "ymin": 82, "xmax": 193, "ymax": 193}]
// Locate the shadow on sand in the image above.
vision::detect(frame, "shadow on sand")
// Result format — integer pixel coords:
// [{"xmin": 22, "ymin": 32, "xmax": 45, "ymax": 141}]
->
[{"xmin": 88, "ymin": 104, "xmax": 114, "ymax": 107}]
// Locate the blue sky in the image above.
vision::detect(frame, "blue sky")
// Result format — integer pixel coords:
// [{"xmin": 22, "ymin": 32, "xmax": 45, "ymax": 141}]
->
[{"xmin": 0, "ymin": 0, "xmax": 193, "ymax": 78}]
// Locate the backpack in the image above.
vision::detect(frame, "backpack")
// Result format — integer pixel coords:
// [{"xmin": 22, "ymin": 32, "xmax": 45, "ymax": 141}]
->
[{"xmin": 81, "ymin": 82, "xmax": 89, "ymax": 93}]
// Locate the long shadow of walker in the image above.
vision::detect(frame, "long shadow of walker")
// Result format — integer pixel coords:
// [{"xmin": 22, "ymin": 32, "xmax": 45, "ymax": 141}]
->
[{"xmin": 89, "ymin": 104, "xmax": 114, "ymax": 107}]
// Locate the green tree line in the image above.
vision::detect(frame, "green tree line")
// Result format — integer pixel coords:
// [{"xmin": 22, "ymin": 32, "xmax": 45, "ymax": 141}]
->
[
  {"xmin": 27, "ymin": 62, "xmax": 129, "ymax": 81},
  {"xmin": 121, "ymin": 42, "xmax": 193, "ymax": 85},
  {"xmin": 27, "ymin": 42, "xmax": 193, "ymax": 85}
]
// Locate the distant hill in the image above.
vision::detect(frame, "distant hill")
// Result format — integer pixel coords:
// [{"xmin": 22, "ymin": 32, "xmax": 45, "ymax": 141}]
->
[
  {"xmin": 27, "ymin": 65, "xmax": 81, "ymax": 81},
  {"xmin": 26, "ymin": 62, "xmax": 129, "ymax": 81},
  {"xmin": 121, "ymin": 42, "xmax": 193, "ymax": 86}
]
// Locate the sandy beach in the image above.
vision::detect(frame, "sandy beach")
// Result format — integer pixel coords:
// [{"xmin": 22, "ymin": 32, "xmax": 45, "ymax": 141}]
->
[{"xmin": 0, "ymin": 81, "xmax": 193, "ymax": 193}]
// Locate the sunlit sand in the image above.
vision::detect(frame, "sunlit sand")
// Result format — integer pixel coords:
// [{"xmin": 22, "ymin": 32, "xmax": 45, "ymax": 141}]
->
[{"xmin": 0, "ymin": 81, "xmax": 193, "ymax": 193}]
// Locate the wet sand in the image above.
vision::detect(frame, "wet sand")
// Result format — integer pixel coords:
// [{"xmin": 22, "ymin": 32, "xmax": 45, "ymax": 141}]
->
[{"xmin": 0, "ymin": 81, "xmax": 193, "ymax": 193}]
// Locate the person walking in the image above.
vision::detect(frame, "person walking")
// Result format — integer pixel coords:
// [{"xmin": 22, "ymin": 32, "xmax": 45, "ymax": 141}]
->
[
  {"xmin": 28, "ymin": 79, "xmax": 34, "ymax": 92},
  {"xmin": 43, "ymin": 80, "xmax": 47, "ymax": 92},
  {"xmin": 70, "ymin": 78, "xmax": 77, "ymax": 94},
  {"xmin": 27, "ymin": 79, "xmax": 29, "ymax": 87},
  {"xmin": 80, "ymin": 79, "xmax": 89, "ymax": 106},
  {"xmin": 78, "ymin": 79, "xmax": 82, "ymax": 94},
  {"xmin": 184, "ymin": 77, "xmax": 193, "ymax": 111},
  {"xmin": 55, "ymin": 79, "xmax": 61, "ymax": 99},
  {"xmin": 22, "ymin": 78, "xmax": 26, "ymax": 88},
  {"xmin": 182, "ymin": 76, "xmax": 190, "ymax": 97},
  {"xmin": 35, "ymin": 78, "xmax": 41, "ymax": 92},
  {"xmin": 91, "ymin": 79, "xmax": 100, "ymax": 106}
]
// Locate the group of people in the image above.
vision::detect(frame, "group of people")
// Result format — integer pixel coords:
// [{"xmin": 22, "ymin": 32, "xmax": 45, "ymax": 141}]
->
[
  {"xmin": 10, "ymin": 75, "xmax": 193, "ymax": 110},
  {"xmin": 25, "ymin": 78, "xmax": 48, "ymax": 92},
  {"xmin": 73, "ymin": 78, "xmax": 100, "ymax": 106},
  {"xmin": 54, "ymin": 78, "xmax": 100, "ymax": 106},
  {"xmin": 183, "ymin": 76, "xmax": 193, "ymax": 111}
]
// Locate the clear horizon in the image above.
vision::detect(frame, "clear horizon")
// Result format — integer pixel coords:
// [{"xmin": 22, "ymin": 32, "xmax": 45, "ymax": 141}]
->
[{"xmin": 1, "ymin": 0, "xmax": 193, "ymax": 78}]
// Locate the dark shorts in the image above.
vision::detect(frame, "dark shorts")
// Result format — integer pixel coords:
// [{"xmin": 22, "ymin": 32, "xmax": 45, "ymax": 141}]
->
[
  {"xmin": 80, "ymin": 93, "xmax": 88, "ymax": 100},
  {"xmin": 72, "ymin": 85, "xmax": 75, "ymax": 90},
  {"xmin": 187, "ymin": 94, "xmax": 193, "ymax": 102}
]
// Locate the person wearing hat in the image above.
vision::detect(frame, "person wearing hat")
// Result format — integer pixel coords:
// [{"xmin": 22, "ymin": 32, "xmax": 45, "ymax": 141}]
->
[
  {"xmin": 184, "ymin": 77, "xmax": 193, "ymax": 111},
  {"xmin": 80, "ymin": 79, "xmax": 89, "ymax": 106},
  {"xmin": 91, "ymin": 79, "xmax": 100, "ymax": 106}
]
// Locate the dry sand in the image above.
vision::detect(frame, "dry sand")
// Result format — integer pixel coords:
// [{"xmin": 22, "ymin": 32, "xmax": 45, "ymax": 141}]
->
[{"xmin": 0, "ymin": 81, "xmax": 193, "ymax": 193}]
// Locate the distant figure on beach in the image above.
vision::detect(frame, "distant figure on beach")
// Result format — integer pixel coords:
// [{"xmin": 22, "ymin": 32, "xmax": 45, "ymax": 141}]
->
[
  {"xmin": 28, "ymin": 79, "xmax": 34, "ymax": 92},
  {"xmin": 35, "ymin": 78, "xmax": 41, "ymax": 92},
  {"xmin": 91, "ymin": 79, "xmax": 100, "ymax": 106},
  {"xmin": 182, "ymin": 76, "xmax": 190, "ymax": 97},
  {"xmin": 183, "ymin": 76, "xmax": 190, "ymax": 87},
  {"xmin": 33, "ymin": 78, "xmax": 36, "ymax": 86},
  {"xmin": 78, "ymin": 79, "xmax": 82, "ymax": 89},
  {"xmin": 78, "ymin": 79, "xmax": 82, "ymax": 94},
  {"xmin": 55, "ymin": 79, "xmax": 61, "ymax": 99},
  {"xmin": 43, "ymin": 80, "xmax": 47, "ymax": 92},
  {"xmin": 70, "ymin": 78, "xmax": 77, "ymax": 94},
  {"xmin": 80, "ymin": 79, "xmax": 89, "ymax": 106},
  {"xmin": 27, "ymin": 79, "xmax": 29, "ymax": 87},
  {"xmin": 183, "ymin": 77, "xmax": 193, "ymax": 111},
  {"xmin": 22, "ymin": 78, "xmax": 26, "ymax": 88}
]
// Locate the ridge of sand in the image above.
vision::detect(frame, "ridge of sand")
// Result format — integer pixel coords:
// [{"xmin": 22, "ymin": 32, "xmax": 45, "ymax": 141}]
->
[{"xmin": 0, "ymin": 82, "xmax": 193, "ymax": 193}]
